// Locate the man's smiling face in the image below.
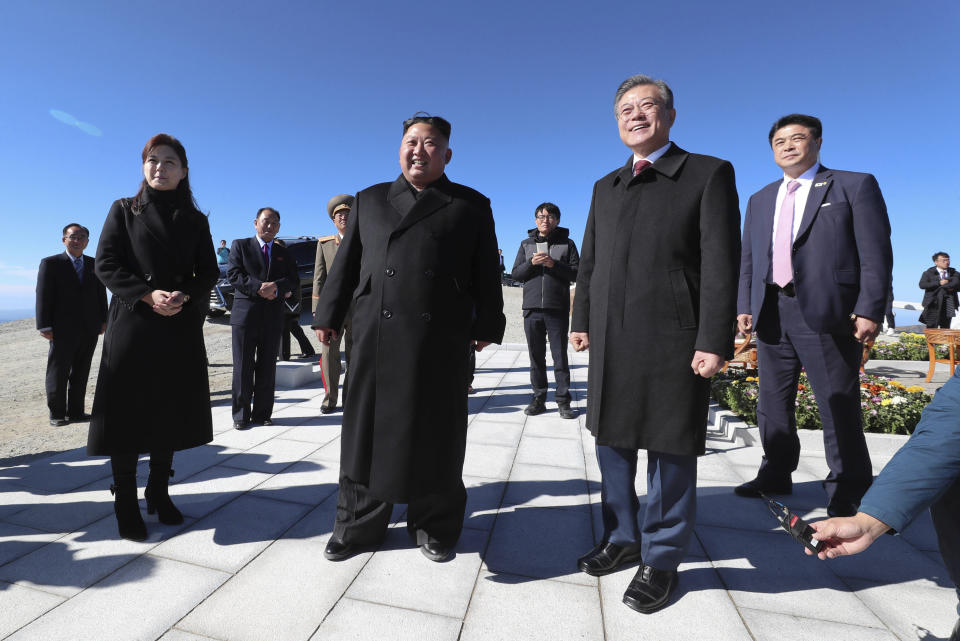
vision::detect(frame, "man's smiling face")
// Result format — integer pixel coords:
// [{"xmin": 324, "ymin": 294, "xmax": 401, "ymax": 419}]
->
[{"xmin": 616, "ymin": 84, "xmax": 675, "ymax": 157}]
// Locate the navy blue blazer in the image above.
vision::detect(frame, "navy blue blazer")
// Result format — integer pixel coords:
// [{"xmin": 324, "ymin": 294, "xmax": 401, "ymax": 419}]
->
[
  {"xmin": 35, "ymin": 252, "xmax": 107, "ymax": 338},
  {"xmin": 226, "ymin": 236, "xmax": 299, "ymax": 328},
  {"xmin": 737, "ymin": 166, "xmax": 893, "ymax": 334}
]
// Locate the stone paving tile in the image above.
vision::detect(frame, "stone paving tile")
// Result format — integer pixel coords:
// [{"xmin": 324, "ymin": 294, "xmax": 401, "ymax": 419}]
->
[
  {"xmin": 177, "ymin": 537, "xmax": 367, "ymax": 641},
  {"xmin": 465, "ymin": 418, "xmax": 524, "ymax": 448},
  {"xmin": 502, "ymin": 462, "xmax": 589, "ymax": 511},
  {"xmin": 461, "ymin": 442, "xmax": 516, "ymax": 481},
  {"xmin": 217, "ymin": 436, "xmax": 320, "ymax": 474},
  {"xmin": 304, "ymin": 437, "xmax": 342, "ymax": 464},
  {"xmin": 280, "ymin": 494, "xmax": 338, "ymax": 544},
  {"xmin": 698, "ymin": 524, "xmax": 884, "ymax": 627},
  {"xmin": 899, "ymin": 511, "xmax": 942, "ymax": 552},
  {"xmin": 694, "ymin": 479, "xmax": 779, "ymax": 531},
  {"xmin": 461, "ymin": 570, "xmax": 603, "ymax": 641},
  {"xmin": 313, "ymin": 597, "xmax": 462, "ymax": 641},
  {"xmin": 0, "ymin": 450, "xmax": 110, "ymax": 494},
  {"xmin": 738, "ymin": 607, "xmax": 898, "ymax": 641},
  {"xmin": 167, "ymin": 444, "xmax": 240, "ymax": 483},
  {"xmin": 515, "ymin": 434, "xmax": 585, "ymax": 470},
  {"xmin": 346, "ymin": 527, "xmax": 487, "ymax": 618},
  {"xmin": 158, "ymin": 630, "xmax": 217, "ymax": 641},
  {"xmin": 845, "ymin": 577, "xmax": 960, "ymax": 640},
  {"xmin": 248, "ymin": 458, "xmax": 340, "ymax": 507},
  {"xmin": 522, "ymin": 414, "xmax": 583, "ymax": 440},
  {"xmin": 274, "ymin": 422, "xmax": 341, "ymax": 445},
  {"xmin": 2, "ymin": 477, "xmax": 116, "ymax": 535},
  {"xmin": 4, "ymin": 556, "xmax": 229, "ymax": 641},
  {"xmin": 166, "ymin": 466, "xmax": 272, "ymax": 520},
  {"xmin": 151, "ymin": 494, "xmax": 310, "ymax": 573},
  {"xmin": 0, "ymin": 522, "xmax": 61, "ymax": 567},
  {"xmin": 462, "ymin": 475, "xmax": 507, "ymax": 532},
  {"xmin": 599, "ymin": 559, "xmax": 751, "ymax": 641},
  {"xmin": 484, "ymin": 504, "xmax": 595, "ymax": 586},
  {"xmin": 0, "ymin": 514, "xmax": 184, "ymax": 598},
  {"xmin": 208, "ymin": 423, "xmax": 290, "ymax": 451},
  {"xmin": 0, "ymin": 583, "xmax": 65, "ymax": 639}
]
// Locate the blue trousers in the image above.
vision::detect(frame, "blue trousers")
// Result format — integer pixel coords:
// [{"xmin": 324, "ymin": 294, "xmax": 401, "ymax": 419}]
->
[{"xmin": 596, "ymin": 445, "xmax": 697, "ymax": 571}]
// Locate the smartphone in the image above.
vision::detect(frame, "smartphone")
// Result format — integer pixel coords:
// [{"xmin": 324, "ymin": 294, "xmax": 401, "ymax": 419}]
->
[{"xmin": 535, "ymin": 242, "xmax": 548, "ymax": 255}]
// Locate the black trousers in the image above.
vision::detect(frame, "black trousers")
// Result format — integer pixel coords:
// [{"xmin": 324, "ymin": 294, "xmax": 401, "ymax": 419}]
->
[
  {"xmin": 45, "ymin": 332, "xmax": 99, "ymax": 419},
  {"xmin": 522, "ymin": 309, "xmax": 571, "ymax": 402},
  {"xmin": 332, "ymin": 475, "xmax": 467, "ymax": 548},
  {"xmin": 231, "ymin": 321, "xmax": 281, "ymax": 422},
  {"xmin": 280, "ymin": 315, "xmax": 315, "ymax": 360},
  {"xmin": 755, "ymin": 287, "xmax": 872, "ymax": 503}
]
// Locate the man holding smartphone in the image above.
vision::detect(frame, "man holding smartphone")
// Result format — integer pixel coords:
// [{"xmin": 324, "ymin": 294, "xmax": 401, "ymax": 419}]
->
[{"xmin": 511, "ymin": 202, "xmax": 579, "ymax": 418}]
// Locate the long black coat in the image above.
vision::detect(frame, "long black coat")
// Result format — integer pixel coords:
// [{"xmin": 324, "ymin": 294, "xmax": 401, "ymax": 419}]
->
[
  {"xmin": 88, "ymin": 194, "xmax": 219, "ymax": 455},
  {"xmin": 919, "ymin": 266, "xmax": 960, "ymax": 325},
  {"xmin": 313, "ymin": 175, "xmax": 505, "ymax": 503},
  {"xmin": 572, "ymin": 145, "xmax": 741, "ymax": 455}
]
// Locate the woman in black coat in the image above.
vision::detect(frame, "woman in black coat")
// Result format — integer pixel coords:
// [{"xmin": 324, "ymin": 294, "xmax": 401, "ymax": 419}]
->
[{"xmin": 89, "ymin": 133, "xmax": 219, "ymax": 541}]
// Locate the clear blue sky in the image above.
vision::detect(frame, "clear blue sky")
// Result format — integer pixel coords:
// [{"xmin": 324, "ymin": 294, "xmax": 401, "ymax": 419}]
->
[{"xmin": 2, "ymin": 0, "xmax": 958, "ymax": 325}]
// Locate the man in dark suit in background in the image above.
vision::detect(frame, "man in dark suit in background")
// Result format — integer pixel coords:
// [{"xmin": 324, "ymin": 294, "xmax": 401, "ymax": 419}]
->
[
  {"xmin": 228, "ymin": 207, "xmax": 300, "ymax": 429},
  {"xmin": 36, "ymin": 223, "xmax": 107, "ymax": 426},
  {"xmin": 920, "ymin": 252, "xmax": 959, "ymax": 328},
  {"xmin": 735, "ymin": 114, "xmax": 893, "ymax": 518},
  {"xmin": 570, "ymin": 75, "xmax": 741, "ymax": 613}
]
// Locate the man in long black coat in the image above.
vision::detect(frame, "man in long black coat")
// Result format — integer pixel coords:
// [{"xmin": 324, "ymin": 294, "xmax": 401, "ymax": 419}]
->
[
  {"xmin": 920, "ymin": 252, "xmax": 959, "ymax": 328},
  {"xmin": 36, "ymin": 223, "xmax": 107, "ymax": 425},
  {"xmin": 313, "ymin": 114, "xmax": 505, "ymax": 563},
  {"xmin": 228, "ymin": 208, "xmax": 300, "ymax": 428},
  {"xmin": 570, "ymin": 75, "xmax": 740, "ymax": 613}
]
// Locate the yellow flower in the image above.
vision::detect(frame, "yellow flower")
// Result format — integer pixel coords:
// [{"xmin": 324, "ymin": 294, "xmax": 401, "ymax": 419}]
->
[
  {"xmin": 906, "ymin": 386, "xmax": 925, "ymax": 393},
  {"xmin": 881, "ymin": 398, "xmax": 892, "ymax": 406},
  {"xmin": 889, "ymin": 381, "xmax": 906, "ymax": 390},
  {"xmin": 745, "ymin": 377, "xmax": 757, "ymax": 382}
]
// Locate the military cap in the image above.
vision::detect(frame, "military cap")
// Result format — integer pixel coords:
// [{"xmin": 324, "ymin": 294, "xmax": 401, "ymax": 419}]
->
[{"xmin": 327, "ymin": 194, "xmax": 355, "ymax": 219}]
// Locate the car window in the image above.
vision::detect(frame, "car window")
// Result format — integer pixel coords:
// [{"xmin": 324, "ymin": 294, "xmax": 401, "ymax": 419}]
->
[{"xmin": 288, "ymin": 243, "xmax": 316, "ymax": 266}]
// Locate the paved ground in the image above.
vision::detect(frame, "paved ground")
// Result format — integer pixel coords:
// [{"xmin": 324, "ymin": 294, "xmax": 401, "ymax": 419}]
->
[{"xmin": 1, "ymin": 345, "xmax": 957, "ymax": 641}]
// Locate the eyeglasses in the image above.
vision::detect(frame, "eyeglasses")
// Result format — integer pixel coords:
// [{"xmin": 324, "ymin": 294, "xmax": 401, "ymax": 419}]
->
[
  {"xmin": 65, "ymin": 235, "xmax": 88, "ymax": 240},
  {"xmin": 617, "ymin": 100, "xmax": 661, "ymax": 121},
  {"xmin": 535, "ymin": 214, "xmax": 557, "ymax": 221}
]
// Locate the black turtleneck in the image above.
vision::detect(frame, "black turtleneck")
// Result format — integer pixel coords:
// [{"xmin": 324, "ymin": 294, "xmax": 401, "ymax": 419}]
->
[{"xmin": 144, "ymin": 185, "xmax": 182, "ymax": 215}]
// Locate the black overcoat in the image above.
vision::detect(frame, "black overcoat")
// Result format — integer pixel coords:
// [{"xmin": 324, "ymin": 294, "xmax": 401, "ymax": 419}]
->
[
  {"xmin": 87, "ymin": 194, "xmax": 219, "ymax": 455},
  {"xmin": 313, "ymin": 175, "xmax": 505, "ymax": 503},
  {"xmin": 571, "ymin": 144, "xmax": 741, "ymax": 455},
  {"xmin": 919, "ymin": 266, "xmax": 960, "ymax": 325}
]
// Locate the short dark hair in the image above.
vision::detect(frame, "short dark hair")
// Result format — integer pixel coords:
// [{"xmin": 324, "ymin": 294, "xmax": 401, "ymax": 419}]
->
[
  {"xmin": 933, "ymin": 252, "xmax": 950, "ymax": 261},
  {"xmin": 534, "ymin": 202, "xmax": 561, "ymax": 220},
  {"xmin": 402, "ymin": 112, "xmax": 451, "ymax": 141},
  {"xmin": 257, "ymin": 207, "xmax": 280, "ymax": 220},
  {"xmin": 62, "ymin": 223, "xmax": 89, "ymax": 237},
  {"xmin": 768, "ymin": 114, "xmax": 822, "ymax": 144}
]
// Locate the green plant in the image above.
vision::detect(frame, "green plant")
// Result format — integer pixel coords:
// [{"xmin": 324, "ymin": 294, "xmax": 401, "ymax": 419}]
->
[{"xmin": 869, "ymin": 332, "xmax": 948, "ymax": 361}]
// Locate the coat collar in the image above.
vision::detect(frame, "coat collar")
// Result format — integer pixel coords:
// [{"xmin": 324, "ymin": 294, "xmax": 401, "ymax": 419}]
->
[
  {"xmin": 795, "ymin": 165, "xmax": 833, "ymax": 243},
  {"xmin": 612, "ymin": 142, "xmax": 688, "ymax": 187},
  {"xmin": 387, "ymin": 174, "xmax": 453, "ymax": 233}
]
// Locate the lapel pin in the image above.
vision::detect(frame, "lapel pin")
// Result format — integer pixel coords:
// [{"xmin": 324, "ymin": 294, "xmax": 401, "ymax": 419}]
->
[{"xmin": 814, "ymin": 181, "xmax": 828, "ymax": 187}]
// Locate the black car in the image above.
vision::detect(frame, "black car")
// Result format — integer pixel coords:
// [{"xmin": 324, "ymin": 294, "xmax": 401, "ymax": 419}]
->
[{"xmin": 208, "ymin": 236, "xmax": 318, "ymax": 315}]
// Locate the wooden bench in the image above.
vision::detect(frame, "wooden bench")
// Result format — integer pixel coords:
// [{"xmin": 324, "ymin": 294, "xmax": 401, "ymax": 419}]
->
[{"xmin": 924, "ymin": 328, "xmax": 960, "ymax": 382}]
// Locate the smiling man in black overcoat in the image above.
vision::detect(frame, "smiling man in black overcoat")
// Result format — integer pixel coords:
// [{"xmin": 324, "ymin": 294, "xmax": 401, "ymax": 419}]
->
[
  {"xmin": 570, "ymin": 75, "xmax": 740, "ymax": 613},
  {"xmin": 313, "ymin": 114, "xmax": 505, "ymax": 563}
]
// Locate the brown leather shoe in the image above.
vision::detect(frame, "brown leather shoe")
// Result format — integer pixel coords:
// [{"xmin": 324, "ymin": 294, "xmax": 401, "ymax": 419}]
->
[{"xmin": 623, "ymin": 564, "xmax": 678, "ymax": 614}]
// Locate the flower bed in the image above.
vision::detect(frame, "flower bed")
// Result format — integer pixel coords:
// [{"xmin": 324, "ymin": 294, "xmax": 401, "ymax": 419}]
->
[
  {"xmin": 710, "ymin": 370, "xmax": 931, "ymax": 435},
  {"xmin": 870, "ymin": 332, "xmax": 947, "ymax": 361}
]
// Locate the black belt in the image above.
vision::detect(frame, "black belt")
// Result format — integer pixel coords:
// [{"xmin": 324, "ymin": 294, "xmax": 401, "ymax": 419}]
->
[{"xmin": 767, "ymin": 282, "xmax": 796, "ymax": 297}]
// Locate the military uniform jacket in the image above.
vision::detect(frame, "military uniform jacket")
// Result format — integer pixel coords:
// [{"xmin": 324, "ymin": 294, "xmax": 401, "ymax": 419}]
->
[
  {"xmin": 313, "ymin": 175, "xmax": 506, "ymax": 502},
  {"xmin": 572, "ymin": 144, "xmax": 741, "ymax": 455},
  {"xmin": 88, "ymin": 194, "xmax": 219, "ymax": 455}
]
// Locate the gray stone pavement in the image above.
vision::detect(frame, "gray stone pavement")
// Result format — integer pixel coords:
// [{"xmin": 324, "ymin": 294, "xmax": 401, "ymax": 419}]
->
[{"xmin": 1, "ymin": 345, "xmax": 957, "ymax": 640}]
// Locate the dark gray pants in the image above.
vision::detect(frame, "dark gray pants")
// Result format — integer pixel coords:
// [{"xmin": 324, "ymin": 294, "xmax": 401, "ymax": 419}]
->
[{"xmin": 523, "ymin": 309, "xmax": 570, "ymax": 402}]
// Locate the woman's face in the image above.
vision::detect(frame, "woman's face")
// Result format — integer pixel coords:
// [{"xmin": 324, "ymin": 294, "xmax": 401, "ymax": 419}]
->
[{"xmin": 143, "ymin": 144, "xmax": 187, "ymax": 191}]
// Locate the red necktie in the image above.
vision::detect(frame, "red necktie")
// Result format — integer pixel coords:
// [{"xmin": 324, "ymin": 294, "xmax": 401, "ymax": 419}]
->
[{"xmin": 633, "ymin": 160, "xmax": 651, "ymax": 176}]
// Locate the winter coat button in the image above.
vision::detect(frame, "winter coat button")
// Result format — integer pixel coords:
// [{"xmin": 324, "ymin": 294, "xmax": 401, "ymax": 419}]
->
[
  {"xmin": 424, "ymin": 269, "xmax": 434, "ymax": 279},
  {"xmin": 382, "ymin": 309, "xmax": 392, "ymax": 319},
  {"xmin": 385, "ymin": 268, "xmax": 396, "ymax": 277},
  {"xmin": 421, "ymin": 312, "xmax": 431, "ymax": 322}
]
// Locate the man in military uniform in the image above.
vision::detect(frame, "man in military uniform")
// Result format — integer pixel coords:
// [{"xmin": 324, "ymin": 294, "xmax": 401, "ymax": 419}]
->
[{"xmin": 312, "ymin": 194, "xmax": 354, "ymax": 414}]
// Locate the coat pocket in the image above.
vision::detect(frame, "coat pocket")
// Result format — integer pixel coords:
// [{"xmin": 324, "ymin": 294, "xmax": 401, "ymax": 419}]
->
[
  {"xmin": 668, "ymin": 268, "xmax": 697, "ymax": 329},
  {"xmin": 352, "ymin": 274, "xmax": 372, "ymax": 300}
]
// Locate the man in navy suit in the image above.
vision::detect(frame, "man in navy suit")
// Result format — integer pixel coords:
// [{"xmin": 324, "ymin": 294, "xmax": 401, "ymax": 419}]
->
[
  {"xmin": 228, "ymin": 208, "xmax": 300, "ymax": 429},
  {"xmin": 36, "ymin": 223, "xmax": 107, "ymax": 426},
  {"xmin": 735, "ymin": 114, "xmax": 893, "ymax": 517}
]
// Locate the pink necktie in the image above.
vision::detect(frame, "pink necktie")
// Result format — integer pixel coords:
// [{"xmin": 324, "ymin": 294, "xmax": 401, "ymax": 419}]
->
[
  {"xmin": 633, "ymin": 160, "xmax": 651, "ymax": 176},
  {"xmin": 772, "ymin": 180, "xmax": 801, "ymax": 287}
]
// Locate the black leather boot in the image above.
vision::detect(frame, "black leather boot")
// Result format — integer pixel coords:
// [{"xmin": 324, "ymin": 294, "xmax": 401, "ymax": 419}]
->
[
  {"xmin": 145, "ymin": 453, "xmax": 183, "ymax": 525},
  {"xmin": 110, "ymin": 474, "xmax": 146, "ymax": 541}
]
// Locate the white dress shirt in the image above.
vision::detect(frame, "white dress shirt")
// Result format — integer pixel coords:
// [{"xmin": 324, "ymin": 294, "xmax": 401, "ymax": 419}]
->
[
  {"xmin": 633, "ymin": 141, "xmax": 672, "ymax": 168},
  {"xmin": 770, "ymin": 163, "xmax": 820, "ymax": 244}
]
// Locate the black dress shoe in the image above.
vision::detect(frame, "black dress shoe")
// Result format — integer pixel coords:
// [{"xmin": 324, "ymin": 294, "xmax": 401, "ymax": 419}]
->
[
  {"xmin": 320, "ymin": 406, "xmax": 337, "ymax": 414},
  {"xmin": 826, "ymin": 497, "xmax": 859, "ymax": 517},
  {"xmin": 558, "ymin": 402, "xmax": 577, "ymax": 419},
  {"xmin": 421, "ymin": 540, "xmax": 453, "ymax": 562},
  {"xmin": 323, "ymin": 539, "xmax": 376, "ymax": 561},
  {"xmin": 67, "ymin": 413, "xmax": 92, "ymax": 421},
  {"xmin": 524, "ymin": 397, "xmax": 546, "ymax": 416},
  {"xmin": 49, "ymin": 418, "xmax": 69, "ymax": 427},
  {"xmin": 623, "ymin": 564, "xmax": 678, "ymax": 614},
  {"xmin": 260, "ymin": 418, "xmax": 273, "ymax": 426},
  {"xmin": 234, "ymin": 420, "xmax": 251, "ymax": 430},
  {"xmin": 734, "ymin": 477, "xmax": 792, "ymax": 498},
  {"xmin": 578, "ymin": 541, "xmax": 643, "ymax": 576}
]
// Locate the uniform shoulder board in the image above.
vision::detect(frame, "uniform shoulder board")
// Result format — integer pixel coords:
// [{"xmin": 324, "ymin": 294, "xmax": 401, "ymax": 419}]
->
[{"xmin": 317, "ymin": 234, "xmax": 338, "ymax": 243}]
